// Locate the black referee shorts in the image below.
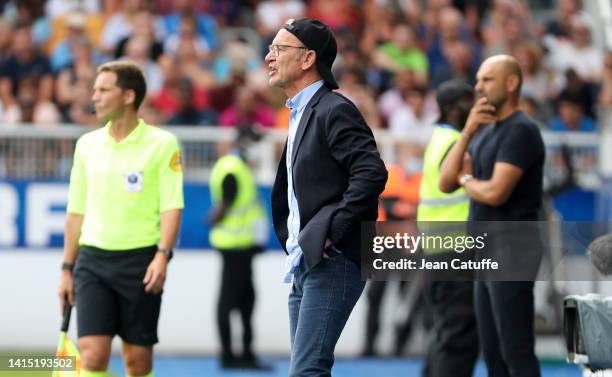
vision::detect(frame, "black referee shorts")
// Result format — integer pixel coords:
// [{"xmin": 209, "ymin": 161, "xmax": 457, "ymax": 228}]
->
[{"xmin": 73, "ymin": 245, "xmax": 161, "ymax": 346}]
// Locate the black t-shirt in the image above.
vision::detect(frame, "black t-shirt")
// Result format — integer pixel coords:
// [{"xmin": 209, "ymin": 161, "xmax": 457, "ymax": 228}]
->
[
  {"xmin": 0, "ymin": 53, "xmax": 52, "ymax": 95},
  {"xmin": 468, "ymin": 111, "xmax": 545, "ymax": 221}
]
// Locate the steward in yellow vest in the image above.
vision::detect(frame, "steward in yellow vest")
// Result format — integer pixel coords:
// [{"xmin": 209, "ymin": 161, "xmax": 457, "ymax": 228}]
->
[
  {"xmin": 417, "ymin": 125, "xmax": 469, "ymax": 223},
  {"xmin": 417, "ymin": 79, "xmax": 479, "ymax": 377},
  {"xmin": 417, "ymin": 123, "xmax": 470, "ymax": 255},
  {"xmin": 417, "ymin": 81, "xmax": 473, "ymax": 254},
  {"xmin": 209, "ymin": 154, "xmax": 266, "ymax": 249},
  {"xmin": 208, "ymin": 126, "xmax": 270, "ymax": 370}
]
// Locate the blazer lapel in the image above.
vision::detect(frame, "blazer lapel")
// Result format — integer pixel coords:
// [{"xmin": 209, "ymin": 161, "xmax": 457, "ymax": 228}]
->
[
  {"xmin": 291, "ymin": 85, "xmax": 328, "ymax": 166},
  {"xmin": 291, "ymin": 107, "xmax": 313, "ymax": 166}
]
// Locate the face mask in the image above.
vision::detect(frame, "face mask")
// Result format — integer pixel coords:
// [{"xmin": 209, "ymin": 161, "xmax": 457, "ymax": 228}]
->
[
  {"xmin": 244, "ymin": 143, "xmax": 262, "ymax": 163},
  {"xmin": 244, "ymin": 144, "xmax": 259, "ymax": 161}
]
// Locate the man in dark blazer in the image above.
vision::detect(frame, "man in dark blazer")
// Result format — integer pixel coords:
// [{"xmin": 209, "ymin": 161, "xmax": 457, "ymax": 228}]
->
[{"xmin": 266, "ymin": 18, "xmax": 387, "ymax": 377}]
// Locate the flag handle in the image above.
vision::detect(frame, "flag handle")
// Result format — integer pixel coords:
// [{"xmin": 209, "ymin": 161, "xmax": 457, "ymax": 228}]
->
[{"xmin": 61, "ymin": 298, "xmax": 72, "ymax": 332}]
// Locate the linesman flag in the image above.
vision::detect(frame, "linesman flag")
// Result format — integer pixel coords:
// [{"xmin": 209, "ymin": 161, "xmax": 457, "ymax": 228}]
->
[{"xmin": 52, "ymin": 299, "xmax": 81, "ymax": 377}]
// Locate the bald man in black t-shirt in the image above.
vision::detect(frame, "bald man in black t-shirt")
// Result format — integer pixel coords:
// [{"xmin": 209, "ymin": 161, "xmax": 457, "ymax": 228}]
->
[{"xmin": 440, "ymin": 55, "xmax": 545, "ymax": 377}]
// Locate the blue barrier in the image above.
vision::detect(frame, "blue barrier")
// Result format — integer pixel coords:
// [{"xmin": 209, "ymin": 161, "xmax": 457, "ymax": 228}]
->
[{"xmin": 0, "ymin": 180, "xmax": 281, "ymax": 250}]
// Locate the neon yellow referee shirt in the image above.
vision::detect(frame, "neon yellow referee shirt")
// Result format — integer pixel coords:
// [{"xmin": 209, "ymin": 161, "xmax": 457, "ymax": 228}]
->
[{"xmin": 67, "ymin": 119, "xmax": 184, "ymax": 250}]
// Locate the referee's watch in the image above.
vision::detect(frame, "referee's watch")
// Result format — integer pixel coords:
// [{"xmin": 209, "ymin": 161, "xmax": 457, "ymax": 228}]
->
[
  {"xmin": 61, "ymin": 262, "xmax": 74, "ymax": 272},
  {"xmin": 157, "ymin": 248, "xmax": 173, "ymax": 262},
  {"xmin": 459, "ymin": 174, "xmax": 474, "ymax": 187}
]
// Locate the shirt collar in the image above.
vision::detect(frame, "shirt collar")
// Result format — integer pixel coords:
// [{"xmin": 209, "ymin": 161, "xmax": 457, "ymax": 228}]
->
[
  {"xmin": 438, "ymin": 123, "xmax": 457, "ymax": 130},
  {"xmin": 104, "ymin": 118, "xmax": 146, "ymax": 145},
  {"xmin": 285, "ymin": 80, "xmax": 324, "ymax": 112}
]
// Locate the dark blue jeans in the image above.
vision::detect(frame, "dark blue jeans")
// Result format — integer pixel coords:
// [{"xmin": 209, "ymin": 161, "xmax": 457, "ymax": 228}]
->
[
  {"xmin": 475, "ymin": 281, "xmax": 540, "ymax": 377},
  {"xmin": 288, "ymin": 252, "xmax": 365, "ymax": 377}
]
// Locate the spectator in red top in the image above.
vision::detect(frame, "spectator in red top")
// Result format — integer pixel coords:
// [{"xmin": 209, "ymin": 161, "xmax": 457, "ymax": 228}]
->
[
  {"xmin": 219, "ymin": 86, "xmax": 275, "ymax": 129},
  {"xmin": 307, "ymin": 0, "xmax": 361, "ymax": 34},
  {"xmin": 153, "ymin": 57, "xmax": 211, "ymax": 121},
  {"xmin": 166, "ymin": 78, "xmax": 218, "ymax": 126}
]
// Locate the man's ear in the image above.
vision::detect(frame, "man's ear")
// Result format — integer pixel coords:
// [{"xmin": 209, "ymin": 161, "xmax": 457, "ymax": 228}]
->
[
  {"xmin": 301, "ymin": 50, "xmax": 317, "ymax": 71},
  {"xmin": 506, "ymin": 74, "xmax": 520, "ymax": 94},
  {"xmin": 123, "ymin": 89, "xmax": 136, "ymax": 108}
]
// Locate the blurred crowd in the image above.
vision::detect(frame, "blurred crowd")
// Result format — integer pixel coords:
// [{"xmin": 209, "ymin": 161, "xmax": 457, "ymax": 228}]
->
[{"xmin": 0, "ymin": 0, "xmax": 609, "ymax": 181}]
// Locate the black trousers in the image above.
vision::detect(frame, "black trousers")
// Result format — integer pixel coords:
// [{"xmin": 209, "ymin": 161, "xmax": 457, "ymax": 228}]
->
[
  {"xmin": 475, "ymin": 281, "xmax": 540, "ymax": 377},
  {"xmin": 422, "ymin": 280, "xmax": 478, "ymax": 377},
  {"xmin": 363, "ymin": 281, "xmax": 388, "ymax": 354},
  {"xmin": 217, "ymin": 247, "xmax": 259, "ymax": 358},
  {"xmin": 363, "ymin": 280, "xmax": 426, "ymax": 356}
]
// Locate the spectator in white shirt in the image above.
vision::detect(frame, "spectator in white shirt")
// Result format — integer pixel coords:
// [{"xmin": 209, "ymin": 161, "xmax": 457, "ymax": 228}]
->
[
  {"xmin": 389, "ymin": 85, "xmax": 438, "ymax": 148},
  {"xmin": 544, "ymin": 13, "xmax": 603, "ymax": 85}
]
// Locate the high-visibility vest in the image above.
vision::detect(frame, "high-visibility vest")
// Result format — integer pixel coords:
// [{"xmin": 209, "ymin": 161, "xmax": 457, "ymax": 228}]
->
[
  {"xmin": 417, "ymin": 126, "xmax": 469, "ymax": 254},
  {"xmin": 209, "ymin": 155, "xmax": 266, "ymax": 249}
]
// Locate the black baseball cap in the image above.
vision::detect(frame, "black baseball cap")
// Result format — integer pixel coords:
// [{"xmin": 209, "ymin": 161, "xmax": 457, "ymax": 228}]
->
[
  {"xmin": 436, "ymin": 79, "xmax": 474, "ymax": 110},
  {"xmin": 282, "ymin": 18, "xmax": 339, "ymax": 89}
]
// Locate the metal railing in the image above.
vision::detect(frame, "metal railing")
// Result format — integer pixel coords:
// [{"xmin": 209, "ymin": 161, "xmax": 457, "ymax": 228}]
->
[{"xmin": 0, "ymin": 124, "xmax": 602, "ymax": 189}]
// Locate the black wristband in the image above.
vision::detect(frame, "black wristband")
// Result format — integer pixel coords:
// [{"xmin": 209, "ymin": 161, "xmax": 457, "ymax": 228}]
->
[
  {"xmin": 157, "ymin": 248, "xmax": 173, "ymax": 261},
  {"xmin": 61, "ymin": 262, "xmax": 74, "ymax": 272}
]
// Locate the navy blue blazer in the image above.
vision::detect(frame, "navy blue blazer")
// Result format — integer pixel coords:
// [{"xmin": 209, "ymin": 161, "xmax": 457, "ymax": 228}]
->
[{"xmin": 271, "ymin": 85, "xmax": 388, "ymax": 268}]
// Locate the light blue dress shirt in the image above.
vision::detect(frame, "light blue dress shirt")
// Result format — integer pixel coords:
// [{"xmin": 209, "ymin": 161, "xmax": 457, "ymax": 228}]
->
[{"xmin": 282, "ymin": 80, "xmax": 324, "ymax": 283}]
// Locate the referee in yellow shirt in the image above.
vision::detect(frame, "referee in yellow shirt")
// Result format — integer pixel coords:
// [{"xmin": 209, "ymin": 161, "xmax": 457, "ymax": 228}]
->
[{"xmin": 57, "ymin": 61, "xmax": 184, "ymax": 377}]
